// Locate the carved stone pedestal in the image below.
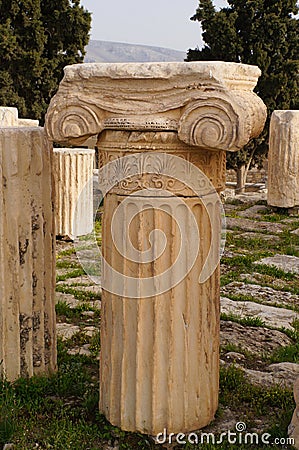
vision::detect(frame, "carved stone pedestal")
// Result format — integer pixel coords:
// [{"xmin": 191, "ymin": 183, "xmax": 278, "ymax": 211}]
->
[
  {"xmin": 53, "ymin": 148, "xmax": 94, "ymax": 239},
  {"xmin": 45, "ymin": 61, "xmax": 266, "ymax": 435},
  {"xmin": 268, "ymin": 110, "xmax": 299, "ymax": 208},
  {"xmin": 0, "ymin": 127, "xmax": 56, "ymax": 380}
]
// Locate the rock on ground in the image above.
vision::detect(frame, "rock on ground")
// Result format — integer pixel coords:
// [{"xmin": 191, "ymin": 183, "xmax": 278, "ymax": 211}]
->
[
  {"xmin": 221, "ymin": 282, "xmax": 299, "ymax": 309},
  {"xmin": 255, "ymin": 254, "xmax": 299, "ymax": 275},
  {"xmin": 221, "ymin": 297, "xmax": 297, "ymax": 329},
  {"xmin": 220, "ymin": 321, "xmax": 293, "ymax": 355}
]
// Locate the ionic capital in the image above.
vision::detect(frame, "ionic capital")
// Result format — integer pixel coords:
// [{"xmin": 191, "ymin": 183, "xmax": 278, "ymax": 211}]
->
[{"xmin": 45, "ymin": 61, "xmax": 266, "ymax": 150}]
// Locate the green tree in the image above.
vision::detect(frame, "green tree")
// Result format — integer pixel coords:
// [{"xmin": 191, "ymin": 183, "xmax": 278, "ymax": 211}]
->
[
  {"xmin": 187, "ymin": 0, "xmax": 299, "ymax": 192},
  {"xmin": 0, "ymin": 0, "xmax": 91, "ymax": 121}
]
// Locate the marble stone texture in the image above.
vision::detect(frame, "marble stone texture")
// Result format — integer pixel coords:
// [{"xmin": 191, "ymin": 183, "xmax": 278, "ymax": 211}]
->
[
  {"xmin": 0, "ymin": 127, "xmax": 56, "ymax": 380},
  {"xmin": 0, "ymin": 107, "xmax": 18, "ymax": 126},
  {"xmin": 45, "ymin": 61, "xmax": 267, "ymax": 435},
  {"xmin": 254, "ymin": 254, "xmax": 299, "ymax": 275},
  {"xmin": 53, "ymin": 148, "xmax": 95, "ymax": 239},
  {"xmin": 268, "ymin": 110, "xmax": 299, "ymax": 208}
]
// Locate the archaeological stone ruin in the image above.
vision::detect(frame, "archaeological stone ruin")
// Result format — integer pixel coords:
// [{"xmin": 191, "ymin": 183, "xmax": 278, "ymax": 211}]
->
[
  {"xmin": 268, "ymin": 110, "xmax": 299, "ymax": 210},
  {"xmin": 45, "ymin": 61, "xmax": 266, "ymax": 434},
  {"xmin": 53, "ymin": 147, "xmax": 94, "ymax": 239},
  {"xmin": 4, "ymin": 59, "xmax": 299, "ymax": 442},
  {"xmin": 0, "ymin": 108, "xmax": 56, "ymax": 380}
]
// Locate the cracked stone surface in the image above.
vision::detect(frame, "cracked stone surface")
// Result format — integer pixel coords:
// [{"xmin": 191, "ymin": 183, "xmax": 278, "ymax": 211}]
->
[
  {"xmin": 237, "ymin": 204, "xmax": 269, "ymax": 219},
  {"xmin": 226, "ymin": 217, "xmax": 287, "ymax": 234},
  {"xmin": 55, "ymin": 292, "xmax": 81, "ymax": 309},
  {"xmin": 255, "ymin": 254, "xmax": 299, "ymax": 274},
  {"xmin": 56, "ymin": 323, "xmax": 80, "ymax": 341},
  {"xmin": 241, "ymin": 364, "xmax": 299, "ymax": 388},
  {"xmin": 236, "ymin": 231, "xmax": 280, "ymax": 241},
  {"xmin": 221, "ymin": 297, "xmax": 297, "ymax": 329},
  {"xmin": 221, "ymin": 282, "xmax": 299, "ymax": 309},
  {"xmin": 67, "ymin": 344, "xmax": 92, "ymax": 356},
  {"xmin": 220, "ymin": 321, "xmax": 293, "ymax": 354}
]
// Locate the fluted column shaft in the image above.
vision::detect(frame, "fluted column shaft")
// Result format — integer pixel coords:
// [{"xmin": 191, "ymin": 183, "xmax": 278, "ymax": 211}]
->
[
  {"xmin": 53, "ymin": 148, "xmax": 94, "ymax": 239},
  {"xmin": 99, "ymin": 130, "xmax": 222, "ymax": 434},
  {"xmin": 267, "ymin": 110, "xmax": 299, "ymax": 208},
  {"xmin": 0, "ymin": 127, "xmax": 56, "ymax": 380}
]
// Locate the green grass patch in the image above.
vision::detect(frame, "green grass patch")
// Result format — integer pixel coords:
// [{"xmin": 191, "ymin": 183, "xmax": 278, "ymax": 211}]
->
[
  {"xmin": 220, "ymin": 364, "xmax": 294, "ymax": 413},
  {"xmin": 221, "ymin": 312, "xmax": 266, "ymax": 327},
  {"xmin": 57, "ymin": 247, "xmax": 76, "ymax": 257},
  {"xmin": 253, "ymin": 263, "xmax": 296, "ymax": 280},
  {"xmin": 220, "ymin": 343, "xmax": 255, "ymax": 360},
  {"xmin": 56, "ymin": 259, "xmax": 82, "ymax": 270},
  {"xmin": 89, "ymin": 330, "xmax": 101, "ymax": 357},
  {"xmin": 270, "ymin": 343, "xmax": 299, "ymax": 363},
  {"xmin": 224, "ymin": 226, "xmax": 299, "ymax": 258},
  {"xmin": 221, "ymin": 254, "xmax": 255, "ymax": 271},
  {"xmin": 56, "ymin": 268, "xmax": 85, "ymax": 282},
  {"xmin": 55, "ymin": 300, "xmax": 99, "ymax": 319},
  {"xmin": 259, "ymin": 213, "xmax": 290, "ymax": 223},
  {"xmin": 56, "ymin": 285, "xmax": 101, "ymax": 301}
]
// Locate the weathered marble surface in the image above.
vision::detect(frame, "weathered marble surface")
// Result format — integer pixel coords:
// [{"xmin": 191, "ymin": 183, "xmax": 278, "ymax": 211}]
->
[
  {"xmin": 0, "ymin": 106, "xmax": 39, "ymax": 127},
  {"xmin": 45, "ymin": 61, "xmax": 267, "ymax": 435},
  {"xmin": 53, "ymin": 148, "xmax": 94, "ymax": 239},
  {"xmin": 268, "ymin": 110, "xmax": 299, "ymax": 208},
  {"xmin": 0, "ymin": 127, "xmax": 56, "ymax": 380},
  {"xmin": 0, "ymin": 107, "xmax": 18, "ymax": 126},
  {"xmin": 254, "ymin": 254, "xmax": 299, "ymax": 275},
  {"xmin": 45, "ymin": 61, "xmax": 266, "ymax": 150},
  {"xmin": 221, "ymin": 297, "xmax": 297, "ymax": 330},
  {"xmin": 18, "ymin": 118, "xmax": 39, "ymax": 127}
]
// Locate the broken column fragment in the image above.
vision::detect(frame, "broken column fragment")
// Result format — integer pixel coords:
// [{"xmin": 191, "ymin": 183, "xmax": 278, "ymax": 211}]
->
[
  {"xmin": 53, "ymin": 147, "xmax": 94, "ymax": 239},
  {"xmin": 0, "ymin": 127, "xmax": 56, "ymax": 380},
  {"xmin": 268, "ymin": 110, "xmax": 299, "ymax": 209}
]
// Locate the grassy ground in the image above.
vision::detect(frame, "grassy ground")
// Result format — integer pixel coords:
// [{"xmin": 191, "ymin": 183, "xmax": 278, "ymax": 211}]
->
[{"xmin": 1, "ymin": 200, "xmax": 298, "ymax": 449}]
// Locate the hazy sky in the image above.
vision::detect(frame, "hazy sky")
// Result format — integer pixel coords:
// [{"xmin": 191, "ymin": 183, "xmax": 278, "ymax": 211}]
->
[{"xmin": 80, "ymin": 0, "xmax": 228, "ymax": 52}]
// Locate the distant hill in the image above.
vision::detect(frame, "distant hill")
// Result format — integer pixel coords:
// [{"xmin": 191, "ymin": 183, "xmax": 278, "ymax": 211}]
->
[{"xmin": 84, "ymin": 40, "xmax": 186, "ymax": 63}]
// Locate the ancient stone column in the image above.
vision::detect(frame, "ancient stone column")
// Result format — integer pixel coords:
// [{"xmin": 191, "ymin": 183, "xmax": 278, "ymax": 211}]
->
[
  {"xmin": 0, "ymin": 127, "xmax": 56, "ymax": 381},
  {"xmin": 268, "ymin": 110, "xmax": 299, "ymax": 208},
  {"xmin": 0, "ymin": 107, "xmax": 18, "ymax": 126},
  {"xmin": 0, "ymin": 106, "xmax": 39, "ymax": 127},
  {"xmin": 53, "ymin": 148, "xmax": 94, "ymax": 239},
  {"xmin": 45, "ymin": 62, "xmax": 266, "ymax": 435}
]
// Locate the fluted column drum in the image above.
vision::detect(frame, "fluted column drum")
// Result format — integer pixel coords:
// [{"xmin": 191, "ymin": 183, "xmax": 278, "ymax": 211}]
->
[
  {"xmin": 98, "ymin": 130, "xmax": 223, "ymax": 434},
  {"xmin": 53, "ymin": 148, "xmax": 94, "ymax": 239},
  {"xmin": 268, "ymin": 110, "xmax": 299, "ymax": 208},
  {"xmin": 0, "ymin": 127, "xmax": 56, "ymax": 380}
]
